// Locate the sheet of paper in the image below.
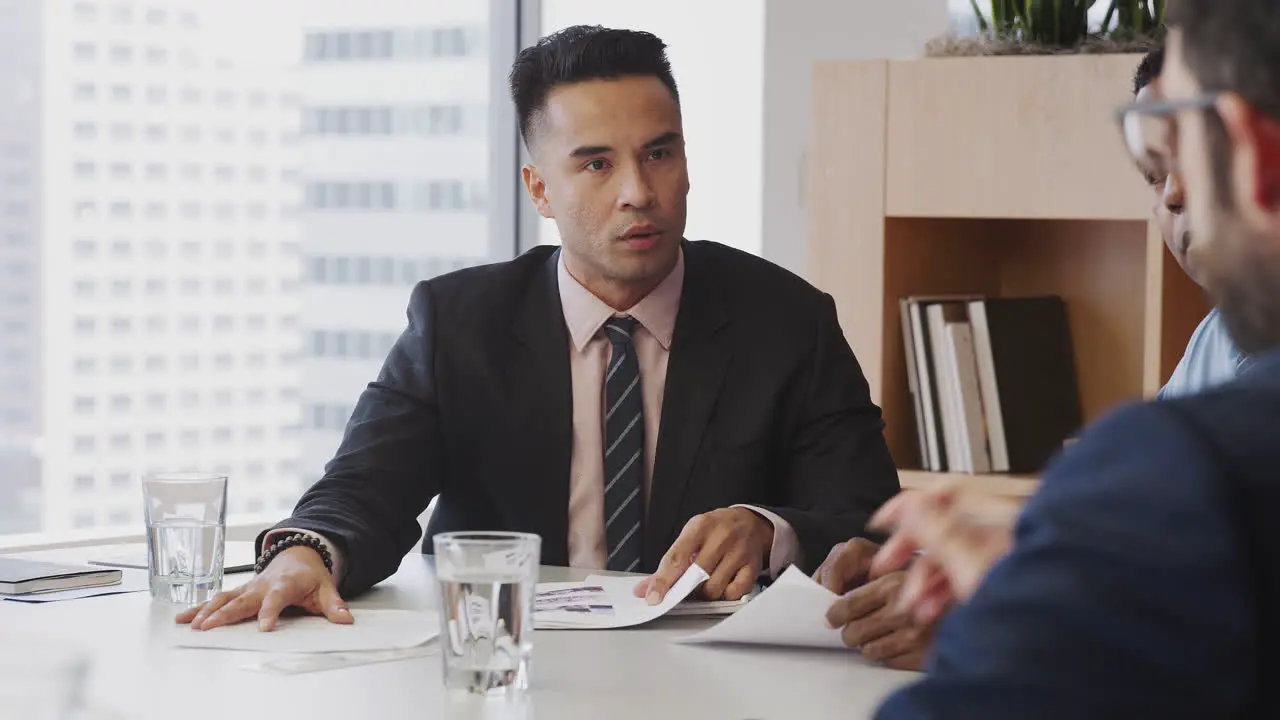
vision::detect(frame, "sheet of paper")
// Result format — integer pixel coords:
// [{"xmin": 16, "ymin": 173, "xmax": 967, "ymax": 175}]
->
[
  {"xmin": 534, "ymin": 563, "xmax": 709, "ymax": 630},
  {"xmin": 169, "ymin": 609, "xmax": 439, "ymax": 653},
  {"xmin": 2, "ymin": 569, "xmax": 149, "ymax": 604},
  {"xmin": 673, "ymin": 566, "xmax": 845, "ymax": 649}
]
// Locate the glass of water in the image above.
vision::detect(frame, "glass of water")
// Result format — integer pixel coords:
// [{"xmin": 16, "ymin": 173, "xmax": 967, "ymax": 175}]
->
[
  {"xmin": 433, "ymin": 532, "xmax": 540, "ymax": 697},
  {"xmin": 142, "ymin": 472, "xmax": 227, "ymax": 605}
]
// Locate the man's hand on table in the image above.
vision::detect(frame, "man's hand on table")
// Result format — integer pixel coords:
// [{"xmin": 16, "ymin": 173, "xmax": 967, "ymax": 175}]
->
[
  {"xmin": 633, "ymin": 507, "xmax": 774, "ymax": 604},
  {"xmin": 174, "ymin": 546, "xmax": 352, "ymax": 632},
  {"xmin": 815, "ymin": 537, "xmax": 936, "ymax": 671}
]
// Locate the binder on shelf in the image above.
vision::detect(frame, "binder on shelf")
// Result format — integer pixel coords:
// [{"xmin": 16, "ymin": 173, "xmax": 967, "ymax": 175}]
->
[{"xmin": 899, "ymin": 293, "xmax": 1082, "ymax": 475}]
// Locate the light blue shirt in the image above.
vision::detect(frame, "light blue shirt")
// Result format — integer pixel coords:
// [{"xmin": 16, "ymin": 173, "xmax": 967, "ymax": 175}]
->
[{"xmin": 1157, "ymin": 308, "xmax": 1246, "ymax": 399}]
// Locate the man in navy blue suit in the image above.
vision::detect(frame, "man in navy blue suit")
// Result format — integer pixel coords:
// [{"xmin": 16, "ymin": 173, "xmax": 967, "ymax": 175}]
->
[{"xmin": 868, "ymin": 0, "xmax": 1280, "ymax": 717}]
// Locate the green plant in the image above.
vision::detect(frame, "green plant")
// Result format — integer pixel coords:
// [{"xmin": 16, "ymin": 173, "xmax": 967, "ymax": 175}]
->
[
  {"xmin": 1100, "ymin": 0, "xmax": 1167, "ymax": 39},
  {"xmin": 969, "ymin": 0, "xmax": 1166, "ymax": 48}
]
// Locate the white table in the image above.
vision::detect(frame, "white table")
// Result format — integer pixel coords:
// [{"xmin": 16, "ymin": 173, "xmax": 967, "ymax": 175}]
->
[{"xmin": 1, "ymin": 548, "xmax": 919, "ymax": 719}]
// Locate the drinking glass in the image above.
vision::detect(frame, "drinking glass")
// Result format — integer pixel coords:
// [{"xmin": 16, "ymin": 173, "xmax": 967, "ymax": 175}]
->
[
  {"xmin": 433, "ymin": 532, "xmax": 540, "ymax": 697},
  {"xmin": 142, "ymin": 472, "xmax": 227, "ymax": 605}
]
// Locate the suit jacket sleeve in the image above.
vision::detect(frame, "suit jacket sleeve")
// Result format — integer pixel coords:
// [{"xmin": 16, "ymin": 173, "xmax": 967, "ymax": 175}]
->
[
  {"xmin": 259, "ymin": 281, "xmax": 444, "ymax": 597},
  {"xmin": 757, "ymin": 292, "xmax": 901, "ymax": 571},
  {"xmin": 875, "ymin": 401, "xmax": 1255, "ymax": 720}
]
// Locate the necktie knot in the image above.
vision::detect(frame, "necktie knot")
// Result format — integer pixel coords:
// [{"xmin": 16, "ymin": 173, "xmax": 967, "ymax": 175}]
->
[{"xmin": 603, "ymin": 316, "xmax": 640, "ymax": 344}]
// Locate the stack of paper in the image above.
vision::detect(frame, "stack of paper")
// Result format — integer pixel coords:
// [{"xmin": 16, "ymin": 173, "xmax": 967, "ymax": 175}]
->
[
  {"xmin": 534, "ymin": 564, "xmax": 709, "ymax": 630},
  {"xmin": 675, "ymin": 566, "xmax": 846, "ymax": 649}
]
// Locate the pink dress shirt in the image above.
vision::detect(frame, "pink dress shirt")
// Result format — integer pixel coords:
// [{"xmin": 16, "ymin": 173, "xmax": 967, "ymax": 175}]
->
[{"xmin": 271, "ymin": 248, "xmax": 800, "ymax": 581}]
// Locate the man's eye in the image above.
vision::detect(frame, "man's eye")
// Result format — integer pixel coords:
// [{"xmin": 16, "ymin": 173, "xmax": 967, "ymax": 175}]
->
[
  {"xmin": 1146, "ymin": 172, "xmax": 1167, "ymax": 187},
  {"xmin": 586, "ymin": 159, "xmax": 608, "ymax": 171},
  {"xmin": 648, "ymin": 148, "xmax": 668, "ymax": 160}
]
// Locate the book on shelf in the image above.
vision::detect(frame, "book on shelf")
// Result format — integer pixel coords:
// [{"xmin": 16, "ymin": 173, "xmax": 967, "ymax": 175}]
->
[{"xmin": 899, "ymin": 294, "xmax": 1083, "ymax": 475}]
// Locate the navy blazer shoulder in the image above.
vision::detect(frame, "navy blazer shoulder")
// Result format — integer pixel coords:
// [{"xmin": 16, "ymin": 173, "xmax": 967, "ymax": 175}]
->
[{"xmin": 876, "ymin": 350, "xmax": 1280, "ymax": 720}]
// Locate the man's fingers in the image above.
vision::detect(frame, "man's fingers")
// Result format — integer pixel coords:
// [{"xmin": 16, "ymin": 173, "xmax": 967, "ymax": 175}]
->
[
  {"xmin": 257, "ymin": 587, "xmax": 290, "ymax": 632},
  {"xmin": 905, "ymin": 505, "xmax": 1005, "ymax": 599},
  {"xmin": 825, "ymin": 572, "xmax": 896, "ymax": 629},
  {"xmin": 883, "ymin": 650, "xmax": 929, "ymax": 672},
  {"xmin": 175, "ymin": 604, "xmax": 202, "ymax": 624},
  {"xmin": 817, "ymin": 540, "xmax": 875, "ymax": 595},
  {"xmin": 870, "ymin": 533, "xmax": 919, "ymax": 579},
  {"xmin": 841, "ymin": 603, "xmax": 908, "ymax": 649},
  {"xmin": 723, "ymin": 564, "xmax": 756, "ymax": 602},
  {"xmin": 648, "ymin": 519, "xmax": 705, "ymax": 604},
  {"xmin": 696, "ymin": 533, "xmax": 740, "ymax": 600},
  {"xmin": 198, "ymin": 590, "xmax": 262, "ymax": 631},
  {"xmin": 188, "ymin": 589, "xmax": 240, "ymax": 629},
  {"xmin": 632, "ymin": 576, "xmax": 653, "ymax": 599},
  {"xmin": 317, "ymin": 582, "xmax": 354, "ymax": 625}
]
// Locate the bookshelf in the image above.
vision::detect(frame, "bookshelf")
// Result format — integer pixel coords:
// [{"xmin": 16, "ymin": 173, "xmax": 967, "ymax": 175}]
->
[{"xmin": 809, "ymin": 55, "xmax": 1211, "ymax": 496}]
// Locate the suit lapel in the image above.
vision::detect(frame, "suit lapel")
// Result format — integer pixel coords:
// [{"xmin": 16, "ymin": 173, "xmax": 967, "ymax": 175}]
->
[
  {"xmin": 507, "ymin": 251, "xmax": 574, "ymax": 566},
  {"xmin": 646, "ymin": 245, "xmax": 732, "ymax": 568}
]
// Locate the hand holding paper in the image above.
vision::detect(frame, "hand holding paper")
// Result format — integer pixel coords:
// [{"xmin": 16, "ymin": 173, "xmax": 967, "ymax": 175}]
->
[{"xmin": 637, "ymin": 507, "xmax": 774, "ymax": 604}]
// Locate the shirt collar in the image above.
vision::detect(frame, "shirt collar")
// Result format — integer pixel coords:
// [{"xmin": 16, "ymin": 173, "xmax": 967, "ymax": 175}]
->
[{"xmin": 557, "ymin": 248, "xmax": 684, "ymax": 353}]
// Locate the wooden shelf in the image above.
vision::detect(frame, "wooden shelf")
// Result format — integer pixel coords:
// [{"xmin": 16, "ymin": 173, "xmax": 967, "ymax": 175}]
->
[
  {"xmin": 898, "ymin": 469, "xmax": 1040, "ymax": 498},
  {"xmin": 809, "ymin": 55, "xmax": 1213, "ymax": 477}
]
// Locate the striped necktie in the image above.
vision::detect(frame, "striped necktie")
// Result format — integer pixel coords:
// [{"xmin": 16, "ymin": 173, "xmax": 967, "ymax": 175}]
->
[{"xmin": 602, "ymin": 316, "xmax": 644, "ymax": 573}]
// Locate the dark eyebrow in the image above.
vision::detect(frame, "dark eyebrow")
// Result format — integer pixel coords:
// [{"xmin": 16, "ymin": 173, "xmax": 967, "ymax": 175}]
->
[
  {"xmin": 568, "ymin": 132, "xmax": 682, "ymax": 159},
  {"xmin": 569, "ymin": 144, "xmax": 612, "ymax": 158},
  {"xmin": 643, "ymin": 131, "xmax": 681, "ymax": 149}
]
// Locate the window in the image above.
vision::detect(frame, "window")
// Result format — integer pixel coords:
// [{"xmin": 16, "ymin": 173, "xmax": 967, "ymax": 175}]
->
[{"xmin": 3, "ymin": 3, "xmax": 512, "ymax": 541}]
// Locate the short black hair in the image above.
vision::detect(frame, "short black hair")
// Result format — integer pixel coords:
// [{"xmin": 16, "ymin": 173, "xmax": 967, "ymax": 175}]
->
[
  {"xmin": 1133, "ymin": 46, "xmax": 1164, "ymax": 96},
  {"xmin": 1168, "ymin": 0, "xmax": 1280, "ymax": 119},
  {"xmin": 508, "ymin": 25, "xmax": 680, "ymax": 148},
  {"xmin": 1169, "ymin": 0, "xmax": 1280, "ymax": 199}
]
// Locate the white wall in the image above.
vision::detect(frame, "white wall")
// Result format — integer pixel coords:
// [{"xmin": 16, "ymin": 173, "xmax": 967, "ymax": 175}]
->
[{"xmin": 761, "ymin": 0, "xmax": 948, "ymax": 278}]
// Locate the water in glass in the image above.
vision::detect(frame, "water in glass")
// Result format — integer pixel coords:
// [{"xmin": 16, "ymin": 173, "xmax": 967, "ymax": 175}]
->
[
  {"xmin": 434, "ymin": 532, "xmax": 539, "ymax": 697},
  {"xmin": 148, "ymin": 518, "xmax": 224, "ymax": 604}
]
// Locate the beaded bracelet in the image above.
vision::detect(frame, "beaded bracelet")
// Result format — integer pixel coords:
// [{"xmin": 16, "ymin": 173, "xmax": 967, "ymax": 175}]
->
[{"xmin": 255, "ymin": 532, "xmax": 334, "ymax": 575}]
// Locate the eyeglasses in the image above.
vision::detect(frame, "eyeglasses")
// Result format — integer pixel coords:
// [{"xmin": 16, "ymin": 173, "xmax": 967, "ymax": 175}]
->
[{"xmin": 1114, "ymin": 91, "xmax": 1223, "ymax": 187}]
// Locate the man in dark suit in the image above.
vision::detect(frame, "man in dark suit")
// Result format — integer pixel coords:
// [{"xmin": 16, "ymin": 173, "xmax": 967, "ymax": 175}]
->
[
  {"xmin": 859, "ymin": 1, "xmax": 1280, "ymax": 716},
  {"xmin": 177, "ymin": 25, "xmax": 899, "ymax": 633}
]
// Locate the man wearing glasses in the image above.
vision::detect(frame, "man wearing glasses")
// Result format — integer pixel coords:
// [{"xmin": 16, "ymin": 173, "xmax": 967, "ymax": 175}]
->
[
  {"xmin": 870, "ymin": 0, "xmax": 1280, "ymax": 717},
  {"xmin": 1133, "ymin": 46, "xmax": 1247, "ymax": 399}
]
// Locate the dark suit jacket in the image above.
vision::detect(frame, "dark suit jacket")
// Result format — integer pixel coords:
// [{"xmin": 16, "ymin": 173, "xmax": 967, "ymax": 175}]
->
[
  {"xmin": 268, "ymin": 240, "xmax": 899, "ymax": 596},
  {"xmin": 877, "ymin": 350, "xmax": 1280, "ymax": 719}
]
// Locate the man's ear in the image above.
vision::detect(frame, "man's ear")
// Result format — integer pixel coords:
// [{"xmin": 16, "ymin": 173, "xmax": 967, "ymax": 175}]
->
[
  {"xmin": 521, "ymin": 164, "xmax": 555, "ymax": 220},
  {"xmin": 1218, "ymin": 93, "xmax": 1280, "ymax": 219}
]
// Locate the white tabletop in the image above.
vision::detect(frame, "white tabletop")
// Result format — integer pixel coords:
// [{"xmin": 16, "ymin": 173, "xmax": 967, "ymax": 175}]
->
[{"xmin": 0, "ymin": 547, "xmax": 919, "ymax": 720}]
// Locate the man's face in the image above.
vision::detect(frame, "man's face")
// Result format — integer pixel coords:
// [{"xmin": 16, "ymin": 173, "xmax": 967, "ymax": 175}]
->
[
  {"xmin": 522, "ymin": 76, "xmax": 688, "ymax": 292},
  {"xmin": 1164, "ymin": 29, "xmax": 1280, "ymax": 355},
  {"xmin": 1136, "ymin": 79, "xmax": 1200, "ymax": 285}
]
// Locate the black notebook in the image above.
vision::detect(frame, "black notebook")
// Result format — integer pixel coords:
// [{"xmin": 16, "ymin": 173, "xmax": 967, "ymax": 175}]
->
[
  {"xmin": 968, "ymin": 295, "xmax": 1083, "ymax": 473},
  {"xmin": 0, "ymin": 558, "xmax": 123, "ymax": 595}
]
